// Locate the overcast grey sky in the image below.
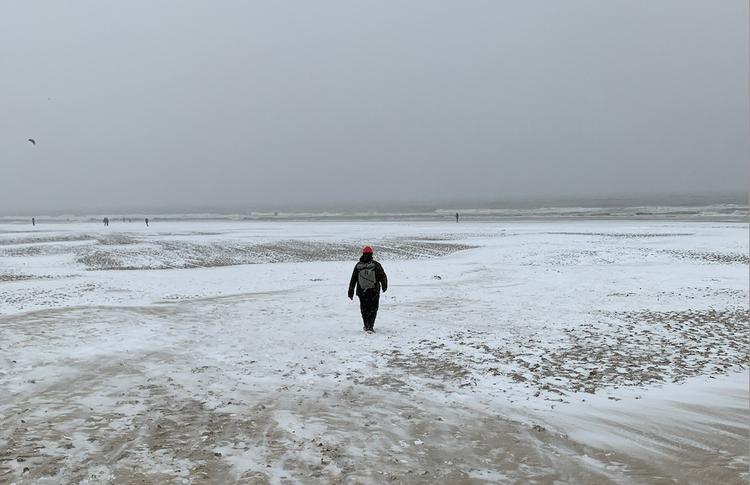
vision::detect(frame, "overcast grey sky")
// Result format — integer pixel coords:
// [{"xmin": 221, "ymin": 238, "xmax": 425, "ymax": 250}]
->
[{"xmin": 1, "ymin": 0, "xmax": 747, "ymax": 213}]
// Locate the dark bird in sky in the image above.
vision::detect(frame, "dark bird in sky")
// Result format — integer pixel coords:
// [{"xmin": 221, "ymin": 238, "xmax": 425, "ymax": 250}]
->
[{"xmin": 28, "ymin": 138, "xmax": 36, "ymax": 145}]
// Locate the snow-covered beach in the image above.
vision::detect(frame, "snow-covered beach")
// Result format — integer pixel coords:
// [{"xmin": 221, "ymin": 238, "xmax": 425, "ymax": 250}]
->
[{"xmin": 0, "ymin": 218, "xmax": 747, "ymax": 484}]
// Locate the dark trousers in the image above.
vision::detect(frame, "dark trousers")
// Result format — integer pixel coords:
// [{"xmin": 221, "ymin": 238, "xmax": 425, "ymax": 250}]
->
[{"xmin": 358, "ymin": 290, "xmax": 380, "ymax": 330}]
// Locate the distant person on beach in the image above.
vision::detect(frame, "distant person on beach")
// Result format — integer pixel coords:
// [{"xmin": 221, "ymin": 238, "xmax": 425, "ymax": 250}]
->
[
  {"xmin": 145, "ymin": 217, "xmax": 149, "ymax": 227},
  {"xmin": 348, "ymin": 246, "xmax": 388, "ymax": 333},
  {"xmin": 32, "ymin": 217, "xmax": 35, "ymax": 226},
  {"xmin": 456, "ymin": 212, "xmax": 459, "ymax": 223},
  {"xmin": 103, "ymin": 217, "xmax": 109, "ymax": 226}
]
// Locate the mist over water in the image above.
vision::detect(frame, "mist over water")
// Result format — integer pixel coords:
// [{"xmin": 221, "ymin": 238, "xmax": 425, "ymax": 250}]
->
[
  {"xmin": 3, "ymin": 199, "xmax": 747, "ymax": 224},
  {"xmin": 2, "ymin": 191, "xmax": 747, "ymax": 219}
]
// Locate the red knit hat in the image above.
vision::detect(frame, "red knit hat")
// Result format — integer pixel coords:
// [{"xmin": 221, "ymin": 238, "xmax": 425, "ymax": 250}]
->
[{"xmin": 362, "ymin": 245, "xmax": 373, "ymax": 254}]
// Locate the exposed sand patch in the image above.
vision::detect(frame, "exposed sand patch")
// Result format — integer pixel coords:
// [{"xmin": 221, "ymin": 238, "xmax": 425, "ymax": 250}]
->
[
  {"xmin": 545, "ymin": 232, "xmax": 694, "ymax": 238},
  {"xmin": 660, "ymin": 249, "xmax": 750, "ymax": 265},
  {"xmin": 74, "ymin": 239, "xmax": 476, "ymax": 271},
  {"xmin": 389, "ymin": 308, "xmax": 749, "ymax": 400}
]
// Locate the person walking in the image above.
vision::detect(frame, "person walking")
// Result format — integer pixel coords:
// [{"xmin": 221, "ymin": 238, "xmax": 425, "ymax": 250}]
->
[
  {"xmin": 348, "ymin": 246, "xmax": 388, "ymax": 333},
  {"xmin": 31, "ymin": 217, "xmax": 35, "ymax": 226},
  {"xmin": 145, "ymin": 217, "xmax": 149, "ymax": 227},
  {"xmin": 455, "ymin": 212, "xmax": 459, "ymax": 223}
]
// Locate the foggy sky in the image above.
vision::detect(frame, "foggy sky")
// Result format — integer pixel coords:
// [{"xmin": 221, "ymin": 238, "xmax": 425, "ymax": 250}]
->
[{"xmin": 1, "ymin": 0, "xmax": 747, "ymax": 214}]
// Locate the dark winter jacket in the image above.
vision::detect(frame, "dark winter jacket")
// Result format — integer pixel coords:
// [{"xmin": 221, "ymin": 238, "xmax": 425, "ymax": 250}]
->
[{"xmin": 348, "ymin": 254, "xmax": 388, "ymax": 298}]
